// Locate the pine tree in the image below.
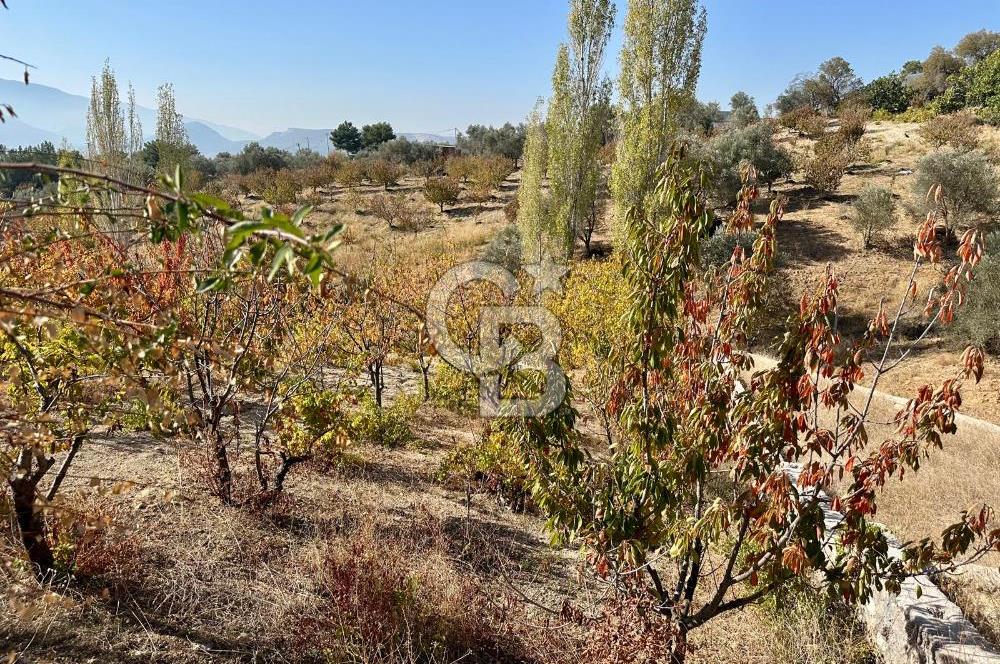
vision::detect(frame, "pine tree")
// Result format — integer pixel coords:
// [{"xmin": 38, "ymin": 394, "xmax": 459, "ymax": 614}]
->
[
  {"xmin": 609, "ymin": 0, "xmax": 707, "ymax": 241},
  {"xmin": 546, "ymin": 0, "xmax": 615, "ymax": 259}
]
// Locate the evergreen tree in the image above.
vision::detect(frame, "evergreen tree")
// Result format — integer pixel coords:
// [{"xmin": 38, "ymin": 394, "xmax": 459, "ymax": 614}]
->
[
  {"xmin": 331, "ymin": 121, "xmax": 363, "ymax": 154},
  {"xmin": 361, "ymin": 121, "xmax": 396, "ymax": 150}
]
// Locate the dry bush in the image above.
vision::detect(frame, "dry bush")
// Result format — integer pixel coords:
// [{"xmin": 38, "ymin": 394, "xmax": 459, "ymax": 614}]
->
[
  {"xmin": 802, "ymin": 134, "xmax": 853, "ymax": 194},
  {"xmin": 366, "ymin": 158, "xmax": 405, "ymax": 190},
  {"xmin": 850, "ymin": 185, "xmax": 897, "ymax": 248},
  {"xmin": 287, "ymin": 517, "xmax": 570, "ymax": 663},
  {"xmin": 334, "ymin": 160, "xmax": 367, "ymax": 188},
  {"xmin": 445, "ymin": 155, "xmax": 476, "ymax": 182},
  {"xmin": 262, "ymin": 168, "xmax": 301, "ymax": 205},
  {"xmin": 369, "ymin": 193, "xmax": 433, "ymax": 232},
  {"xmin": 411, "ymin": 158, "xmax": 444, "ymax": 180},
  {"xmin": 764, "ymin": 585, "xmax": 879, "ymax": 664},
  {"xmin": 423, "ymin": 175, "xmax": 461, "ymax": 212},
  {"xmin": 780, "ymin": 107, "xmax": 827, "ymax": 137},
  {"xmin": 298, "ymin": 156, "xmax": 341, "ymax": 189},
  {"xmin": 837, "ymin": 103, "xmax": 872, "ymax": 142},
  {"xmin": 919, "ymin": 111, "xmax": 981, "ymax": 150},
  {"xmin": 504, "ymin": 197, "xmax": 519, "ymax": 223}
]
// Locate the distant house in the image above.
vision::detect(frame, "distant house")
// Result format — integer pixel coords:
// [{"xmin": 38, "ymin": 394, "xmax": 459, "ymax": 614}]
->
[{"xmin": 437, "ymin": 144, "xmax": 459, "ymax": 159}]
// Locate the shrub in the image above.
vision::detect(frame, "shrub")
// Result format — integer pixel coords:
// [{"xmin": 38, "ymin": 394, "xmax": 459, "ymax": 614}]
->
[
  {"xmin": 709, "ymin": 123, "xmax": 794, "ymax": 203},
  {"xmin": 895, "ymin": 106, "xmax": 938, "ymax": 123},
  {"xmin": 950, "ymin": 232, "xmax": 1000, "ymax": 353},
  {"xmin": 374, "ymin": 137, "xmax": 440, "ymax": 165},
  {"xmin": 482, "ymin": 224, "xmax": 523, "ymax": 273},
  {"xmin": 864, "ymin": 73, "xmax": 913, "ymax": 114},
  {"xmin": 779, "ymin": 107, "xmax": 828, "ymax": 137},
  {"xmin": 334, "ymin": 160, "xmax": 366, "ymax": 188},
  {"xmin": 411, "ymin": 158, "xmax": 443, "ymax": 180},
  {"xmin": 261, "ymin": 169, "xmax": 301, "ymax": 205},
  {"xmin": 429, "ymin": 363, "xmax": 479, "ymax": 414},
  {"xmin": 348, "ymin": 392, "xmax": 419, "ymax": 447},
  {"xmin": 469, "ymin": 155, "xmax": 515, "ymax": 200},
  {"xmin": 701, "ymin": 229, "xmax": 760, "ymax": 269},
  {"xmin": 445, "ymin": 155, "xmax": 476, "ymax": 182},
  {"xmin": 438, "ymin": 430, "xmax": 531, "ymax": 511},
  {"xmin": 850, "ymin": 186, "xmax": 897, "ymax": 248},
  {"xmin": 837, "ymin": 103, "xmax": 872, "ymax": 142},
  {"xmin": 365, "ymin": 158, "xmax": 405, "ymax": 190},
  {"xmin": 423, "ymin": 176, "xmax": 461, "ymax": 212},
  {"xmin": 503, "ymin": 198, "xmax": 519, "ymax": 224},
  {"xmin": 912, "ymin": 148, "xmax": 1000, "ymax": 230},
  {"xmin": 368, "ymin": 193, "xmax": 432, "ymax": 233},
  {"xmin": 919, "ymin": 111, "xmax": 981, "ymax": 150},
  {"xmin": 802, "ymin": 134, "xmax": 853, "ymax": 194}
]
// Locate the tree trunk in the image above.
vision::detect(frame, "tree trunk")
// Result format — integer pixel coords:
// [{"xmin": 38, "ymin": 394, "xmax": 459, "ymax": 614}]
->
[
  {"xmin": 10, "ymin": 478, "xmax": 55, "ymax": 579},
  {"xmin": 670, "ymin": 623, "xmax": 689, "ymax": 664},
  {"xmin": 212, "ymin": 431, "xmax": 233, "ymax": 505}
]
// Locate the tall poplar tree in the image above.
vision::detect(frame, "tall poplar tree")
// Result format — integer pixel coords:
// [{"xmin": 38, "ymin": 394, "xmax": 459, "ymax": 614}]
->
[
  {"xmin": 516, "ymin": 106, "xmax": 551, "ymax": 264},
  {"xmin": 155, "ymin": 83, "xmax": 191, "ymax": 177},
  {"xmin": 609, "ymin": 0, "xmax": 707, "ymax": 240},
  {"xmin": 546, "ymin": 0, "xmax": 615, "ymax": 259}
]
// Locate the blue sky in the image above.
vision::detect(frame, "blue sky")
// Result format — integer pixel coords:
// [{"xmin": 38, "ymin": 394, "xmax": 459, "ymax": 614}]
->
[{"xmin": 2, "ymin": 0, "xmax": 998, "ymax": 135}]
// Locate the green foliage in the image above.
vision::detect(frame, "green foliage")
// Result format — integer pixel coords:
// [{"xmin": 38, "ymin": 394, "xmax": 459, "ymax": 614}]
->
[
  {"xmin": 730, "ymin": 91, "xmax": 760, "ymax": 128},
  {"xmin": 429, "ymin": 363, "xmax": 479, "ymax": 414},
  {"xmin": 700, "ymin": 229, "xmax": 760, "ymax": 269},
  {"xmin": 438, "ymin": 429, "xmax": 532, "ymax": 511},
  {"xmin": 154, "ymin": 83, "xmax": 193, "ymax": 178},
  {"xmin": 776, "ymin": 57, "xmax": 863, "ymax": 114},
  {"xmin": 912, "ymin": 148, "xmax": 1000, "ymax": 229},
  {"xmin": 864, "ymin": 73, "xmax": 913, "ymax": 114},
  {"xmin": 955, "ymin": 30, "xmax": 1000, "ymax": 65},
  {"xmin": 482, "ymin": 224, "xmax": 523, "ymax": 273},
  {"xmin": 361, "ymin": 121, "xmax": 396, "ymax": 150},
  {"xmin": 951, "ymin": 232, "xmax": 1000, "ymax": 353},
  {"xmin": 850, "ymin": 186, "xmax": 897, "ymax": 248},
  {"xmin": 611, "ymin": 0, "xmax": 707, "ymax": 243},
  {"xmin": 457, "ymin": 123, "xmax": 527, "ymax": 163},
  {"xmin": 331, "ymin": 121, "xmax": 364, "ymax": 154},
  {"xmin": 423, "ymin": 176, "xmax": 461, "ymax": 212},
  {"xmin": 0, "ymin": 141, "xmax": 60, "ymax": 197},
  {"xmin": 217, "ymin": 142, "xmax": 289, "ymax": 175},
  {"xmin": 709, "ymin": 122, "xmax": 793, "ymax": 204},
  {"xmin": 277, "ymin": 387, "xmax": 349, "ymax": 459},
  {"xmin": 348, "ymin": 393, "xmax": 418, "ymax": 448},
  {"xmin": 374, "ymin": 137, "xmax": 440, "ymax": 165},
  {"xmin": 516, "ymin": 108, "xmax": 554, "ymax": 263},
  {"xmin": 914, "ymin": 46, "xmax": 965, "ymax": 103},
  {"xmin": 546, "ymin": 0, "xmax": 615, "ymax": 259}
]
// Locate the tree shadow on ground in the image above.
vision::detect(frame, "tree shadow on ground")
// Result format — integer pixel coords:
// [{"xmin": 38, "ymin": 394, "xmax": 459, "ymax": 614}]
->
[{"xmin": 774, "ymin": 218, "xmax": 852, "ymax": 267}]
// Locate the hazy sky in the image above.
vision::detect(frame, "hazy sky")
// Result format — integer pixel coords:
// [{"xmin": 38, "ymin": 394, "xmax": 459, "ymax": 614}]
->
[{"xmin": 2, "ymin": 0, "xmax": 998, "ymax": 135}]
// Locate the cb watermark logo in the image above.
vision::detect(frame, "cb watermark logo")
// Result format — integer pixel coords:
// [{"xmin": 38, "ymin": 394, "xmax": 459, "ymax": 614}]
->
[{"xmin": 425, "ymin": 256, "xmax": 568, "ymax": 418}]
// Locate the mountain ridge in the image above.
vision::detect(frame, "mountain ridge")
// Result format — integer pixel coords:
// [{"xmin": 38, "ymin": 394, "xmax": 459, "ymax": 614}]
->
[{"xmin": 0, "ymin": 78, "xmax": 454, "ymax": 156}]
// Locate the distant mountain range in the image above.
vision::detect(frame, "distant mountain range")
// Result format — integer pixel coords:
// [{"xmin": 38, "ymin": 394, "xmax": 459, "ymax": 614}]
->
[{"xmin": 0, "ymin": 78, "xmax": 454, "ymax": 156}]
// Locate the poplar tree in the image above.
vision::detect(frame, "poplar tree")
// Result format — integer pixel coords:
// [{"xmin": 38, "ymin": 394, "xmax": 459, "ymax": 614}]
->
[
  {"xmin": 86, "ymin": 60, "xmax": 143, "ymax": 178},
  {"xmin": 516, "ymin": 106, "xmax": 551, "ymax": 264},
  {"xmin": 609, "ymin": 0, "xmax": 707, "ymax": 240},
  {"xmin": 546, "ymin": 0, "xmax": 615, "ymax": 259},
  {"xmin": 155, "ymin": 83, "xmax": 191, "ymax": 177}
]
